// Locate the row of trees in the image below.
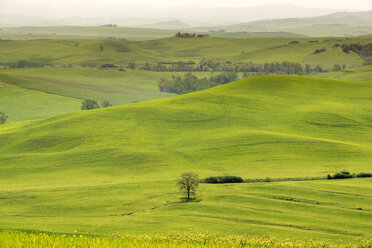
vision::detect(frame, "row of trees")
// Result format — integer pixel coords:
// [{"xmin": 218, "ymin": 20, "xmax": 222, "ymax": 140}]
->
[
  {"xmin": 142, "ymin": 59, "xmax": 332, "ymax": 75},
  {"xmin": 4, "ymin": 58, "xmax": 352, "ymax": 73}
]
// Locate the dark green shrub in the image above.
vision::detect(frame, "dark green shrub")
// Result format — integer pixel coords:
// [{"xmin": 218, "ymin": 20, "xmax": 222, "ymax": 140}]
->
[
  {"xmin": 313, "ymin": 48, "xmax": 326, "ymax": 54},
  {"xmin": 0, "ymin": 112, "xmax": 7, "ymax": 125},
  {"xmin": 356, "ymin": 172, "xmax": 372, "ymax": 178},
  {"xmin": 101, "ymin": 100, "xmax": 112, "ymax": 108},
  {"xmin": 81, "ymin": 99, "xmax": 100, "ymax": 110},
  {"xmin": 203, "ymin": 176, "xmax": 243, "ymax": 184},
  {"xmin": 327, "ymin": 171, "xmax": 354, "ymax": 179}
]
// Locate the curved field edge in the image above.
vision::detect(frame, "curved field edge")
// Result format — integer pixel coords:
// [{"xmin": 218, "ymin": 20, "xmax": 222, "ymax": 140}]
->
[{"xmin": 0, "ymin": 232, "xmax": 371, "ymax": 248}]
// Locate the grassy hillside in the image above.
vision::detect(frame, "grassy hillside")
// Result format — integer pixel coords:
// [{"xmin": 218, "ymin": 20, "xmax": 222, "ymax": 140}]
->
[
  {"xmin": 0, "ymin": 80, "xmax": 80, "ymax": 122},
  {"xmin": 0, "ymin": 76, "xmax": 372, "ymax": 242},
  {"xmin": 0, "ymin": 68, "xmax": 178, "ymax": 105},
  {"xmin": 0, "ymin": 36, "xmax": 370, "ymax": 69}
]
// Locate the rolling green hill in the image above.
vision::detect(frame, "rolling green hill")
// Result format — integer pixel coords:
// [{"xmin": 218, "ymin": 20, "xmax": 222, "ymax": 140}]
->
[
  {"xmin": 0, "ymin": 36, "xmax": 370, "ymax": 69},
  {"xmin": 0, "ymin": 35, "xmax": 370, "ymax": 123},
  {"xmin": 0, "ymin": 75, "xmax": 371, "ymax": 242}
]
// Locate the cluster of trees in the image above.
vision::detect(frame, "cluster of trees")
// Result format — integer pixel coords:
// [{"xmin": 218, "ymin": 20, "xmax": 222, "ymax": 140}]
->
[
  {"xmin": 340, "ymin": 43, "xmax": 363, "ymax": 53},
  {"xmin": 158, "ymin": 73, "xmax": 216, "ymax": 95},
  {"xmin": 81, "ymin": 99, "xmax": 112, "ymax": 110},
  {"xmin": 334, "ymin": 43, "xmax": 372, "ymax": 54},
  {"xmin": 210, "ymin": 71, "xmax": 239, "ymax": 84},
  {"xmin": 0, "ymin": 112, "xmax": 7, "ymax": 125},
  {"xmin": 158, "ymin": 72, "xmax": 240, "ymax": 95}
]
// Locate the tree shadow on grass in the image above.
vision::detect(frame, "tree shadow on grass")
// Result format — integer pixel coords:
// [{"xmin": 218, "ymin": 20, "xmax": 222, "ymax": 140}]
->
[{"xmin": 179, "ymin": 197, "xmax": 202, "ymax": 203}]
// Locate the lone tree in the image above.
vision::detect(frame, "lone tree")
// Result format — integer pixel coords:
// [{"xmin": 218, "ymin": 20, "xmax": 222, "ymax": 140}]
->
[
  {"xmin": 177, "ymin": 172, "xmax": 200, "ymax": 200},
  {"xmin": 81, "ymin": 99, "xmax": 100, "ymax": 110},
  {"xmin": 0, "ymin": 112, "xmax": 7, "ymax": 125}
]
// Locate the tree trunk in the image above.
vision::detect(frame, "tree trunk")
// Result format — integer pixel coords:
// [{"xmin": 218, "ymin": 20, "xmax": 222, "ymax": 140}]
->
[{"xmin": 187, "ymin": 188, "xmax": 190, "ymax": 200}]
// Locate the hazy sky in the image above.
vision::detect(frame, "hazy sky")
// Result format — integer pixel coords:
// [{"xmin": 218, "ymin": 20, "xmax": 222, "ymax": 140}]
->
[
  {"xmin": 0, "ymin": 0, "xmax": 371, "ymax": 26},
  {"xmin": 1, "ymin": 0, "xmax": 371, "ymax": 11}
]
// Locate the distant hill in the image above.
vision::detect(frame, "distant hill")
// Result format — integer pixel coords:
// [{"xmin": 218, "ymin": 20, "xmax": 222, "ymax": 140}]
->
[
  {"xmin": 1, "ymin": 4, "xmax": 340, "ymax": 27},
  {"xmin": 208, "ymin": 10, "xmax": 372, "ymax": 37},
  {"xmin": 208, "ymin": 31, "xmax": 307, "ymax": 38},
  {"xmin": 139, "ymin": 20, "xmax": 190, "ymax": 30}
]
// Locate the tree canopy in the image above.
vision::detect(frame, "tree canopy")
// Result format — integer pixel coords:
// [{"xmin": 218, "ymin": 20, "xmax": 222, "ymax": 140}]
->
[{"xmin": 177, "ymin": 172, "xmax": 200, "ymax": 200}]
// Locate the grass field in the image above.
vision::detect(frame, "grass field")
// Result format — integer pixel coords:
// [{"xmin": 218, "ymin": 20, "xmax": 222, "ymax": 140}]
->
[
  {"xmin": 0, "ymin": 79, "xmax": 80, "ymax": 122},
  {"xmin": 0, "ymin": 75, "xmax": 372, "ymax": 243}
]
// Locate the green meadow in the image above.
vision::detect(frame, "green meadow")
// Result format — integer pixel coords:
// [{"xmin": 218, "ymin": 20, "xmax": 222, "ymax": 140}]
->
[{"xmin": 0, "ymin": 76, "xmax": 372, "ymax": 245}]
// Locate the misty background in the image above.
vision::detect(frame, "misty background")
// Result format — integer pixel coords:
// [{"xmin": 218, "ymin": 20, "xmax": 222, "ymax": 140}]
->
[{"xmin": 0, "ymin": 0, "xmax": 372, "ymax": 27}]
